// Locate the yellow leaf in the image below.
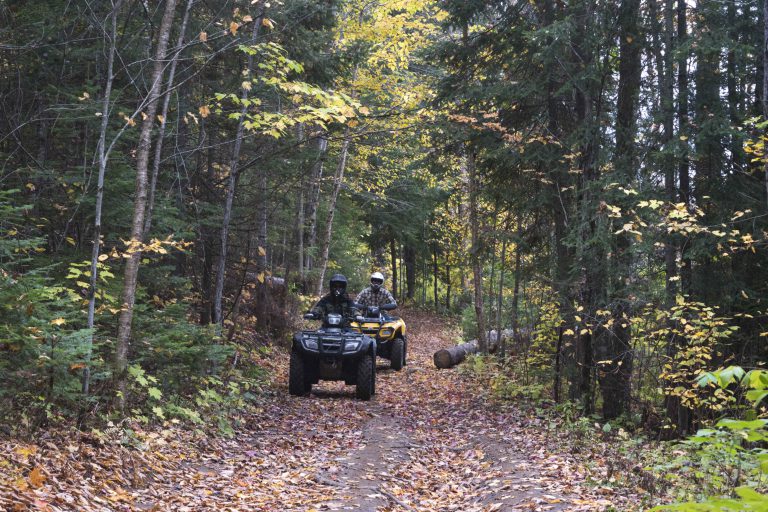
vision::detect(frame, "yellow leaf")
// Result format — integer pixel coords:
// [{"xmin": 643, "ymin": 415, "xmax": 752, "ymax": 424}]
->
[
  {"xmin": 242, "ymin": 81, "xmax": 252, "ymax": 91},
  {"xmin": 563, "ymin": 329, "xmax": 575, "ymax": 336},
  {"xmin": 199, "ymin": 105, "xmax": 211, "ymax": 118},
  {"xmin": 98, "ymin": 254, "xmax": 109, "ymax": 261},
  {"xmin": 199, "ymin": 31, "xmax": 208, "ymax": 42},
  {"xmin": 257, "ymin": 272, "xmax": 265, "ymax": 284},
  {"xmin": 51, "ymin": 318, "xmax": 66, "ymax": 326},
  {"xmin": 679, "ymin": 135, "xmax": 688, "ymax": 141},
  {"xmin": 230, "ymin": 21, "xmax": 240, "ymax": 35},
  {"xmin": 358, "ymin": 106, "xmax": 370, "ymax": 115},
  {"xmin": 258, "ymin": 246, "xmax": 266, "ymax": 256},
  {"xmin": 242, "ymin": 15, "xmax": 253, "ymax": 22},
  {"xmin": 157, "ymin": 114, "xmax": 164, "ymax": 123},
  {"xmin": 141, "ymin": 112, "xmax": 148, "ymax": 121},
  {"xmin": 262, "ymin": 17, "xmax": 275, "ymax": 29},
  {"xmin": 26, "ymin": 182, "xmax": 36, "ymax": 191},
  {"xmin": 15, "ymin": 446, "xmax": 36, "ymax": 457},
  {"xmin": 28, "ymin": 467, "xmax": 45, "ymax": 488}
]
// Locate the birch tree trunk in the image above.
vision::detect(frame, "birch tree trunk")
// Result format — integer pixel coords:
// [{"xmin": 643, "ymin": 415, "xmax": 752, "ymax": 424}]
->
[
  {"xmin": 296, "ymin": 123, "xmax": 306, "ymax": 280},
  {"xmin": 316, "ymin": 129, "xmax": 350, "ymax": 295},
  {"xmin": 257, "ymin": 160, "xmax": 268, "ymax": 270},
  {"xmin": 115, "ymin": 0, "xmax": 179, "ymax": 410},
  {"xmin": 390, "ymin": 238, "xmax": 398, "ymax": 299},
  {"xmin": 213, "ymin": 11, "xmax": 263, "ymax": 326},
  {"xmin": 143, "ymin": 0, "xmax": 195, "ymax": 239},
  {"xmin": 305, "ymin": 135, "xmax": 328, "ymax": 272},
  {"xmin": 467, "ymin": 150, "xmax": 487, "ymax": 353},
  {"xmin": 83, "ymin": 0, "xmax": 123, "ymax": 395},
  {"xmin": 496, "ymin": 237, "xmax": 507, "ymax": 361}
]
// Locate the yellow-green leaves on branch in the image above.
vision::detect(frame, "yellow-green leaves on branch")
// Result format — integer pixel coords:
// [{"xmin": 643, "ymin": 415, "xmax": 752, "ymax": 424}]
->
[{"xmin": 209, "ymin": 42, "xmax": 361, "ymax": 138}]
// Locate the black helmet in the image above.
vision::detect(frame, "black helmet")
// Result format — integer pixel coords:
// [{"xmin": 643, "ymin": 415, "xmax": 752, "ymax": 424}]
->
[{"xmin": 329, "ymin": 274, "xmax": 348, "ymax": 298}]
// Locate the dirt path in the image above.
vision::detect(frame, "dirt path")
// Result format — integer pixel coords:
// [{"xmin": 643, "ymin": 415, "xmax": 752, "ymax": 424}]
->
[{"xmin": 1, "ymin": 310, "xmax": 632, "ymax": 511}]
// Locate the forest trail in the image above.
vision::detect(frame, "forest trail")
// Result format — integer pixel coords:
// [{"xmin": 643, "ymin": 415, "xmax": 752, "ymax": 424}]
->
[{"xmin": 1, "ymin": 311, "xmax": 635, "ymax": 511}]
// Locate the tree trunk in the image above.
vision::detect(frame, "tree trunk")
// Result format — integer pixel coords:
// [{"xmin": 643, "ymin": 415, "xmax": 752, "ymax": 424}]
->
[
  {"xmin": 257, "ymin": 160, "xmax": 268, "ymax": 271},
  {"xmin": 678, "ymin": 0, "xmax": 692, "ymax": 295},
  {"xmin": 434, "ymin": 335, "xmax": 502, "ymax": 369},
  {"xmin": 510, "ymin": 227, "xmax": 522, "ymax": 346},
  {"xmin": 115, "ymin": 0, "xmax": 179, "ymax": 410},
  {"xmin": 434, "ymin": 341, "xmax": 478, "ymax": 369},
  {"xmin": 763, "ymin": 0, "xmax": 768, "ymax": 209},
  {"xmin": 390, "ymin": 238, "xmax": 398, "ymax": 299},
  {"xmin": 467, "ymin": 150, "xmax": 487, "ymax": 353},
  {"xmin": 143, "ymin": 0, "xmax": 194, "ymax": 239},
  {"xmin": 598, "ymin": 0, "xmax": 641, "ymax": 420},
  {"xmin": 651, "ymin": 0, "xmax": 677, "ymax": 308},
  {"xmin": 496, "ymin": 237, "xmax": 507, "ymax": 361},
  {"xmin": 297, "ymin": 182, "xmax": 305, "ymax": 281},
  {"xmin": 404, "ymin": 243, "xmax": 416, "ymax": 300},
  {"xmin": 213, "ymin": 11, "xmax": 263, "ymax": 326},
  {"xmin": 432, "ymin": 242, "xmax": 439, "ymax": 309},
  {"xmin": 445, "ymin": 259, "xmax": 451, "ymax": 310},
  {"xmin": 83, "ymin": 0, "xmax": 122, "ymax": 395},
  {"xmin": 316, "ymin": 130, "xmax": 351, "ymax": 296},
  {"xmin": 305, "ymin": 135, "xmax": 327, "ymax": 272},
  {"xmin": 725, "ymin": 0, "xmax": 742, "ymax": 172}
]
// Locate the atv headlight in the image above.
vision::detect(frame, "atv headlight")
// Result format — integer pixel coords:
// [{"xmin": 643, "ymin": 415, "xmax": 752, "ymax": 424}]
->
[
  {"xmin": 303, "ymin": 336, "xmax": 318, "ymax": 350},
  {"xmin": 379, "ymin": 328, "xmax": 393, "ymax": 338},
  {"xmin": 343, "ymin": 340, "xmax": 360, "ymax": 353}
]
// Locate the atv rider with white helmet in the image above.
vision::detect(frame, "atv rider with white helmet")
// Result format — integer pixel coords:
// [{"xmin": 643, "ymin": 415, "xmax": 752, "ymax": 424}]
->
[
  {"xmin": 357, "ymin": 271, "xmax": 396, "ymax": 309},
  {"xmin": 310, "ymin": 274, "xmax": 360, "ymax": 323}
]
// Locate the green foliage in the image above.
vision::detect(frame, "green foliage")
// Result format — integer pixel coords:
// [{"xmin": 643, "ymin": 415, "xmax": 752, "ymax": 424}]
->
[
  {"xmin": 652, "ymin": 366, "xmax": 768, "ymax": 510},
  {"xmin": 460, "ymin": 305, "xmax": 477, "ymax": 340}
]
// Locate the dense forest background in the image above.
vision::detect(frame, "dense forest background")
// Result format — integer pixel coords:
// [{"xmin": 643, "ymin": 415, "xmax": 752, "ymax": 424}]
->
[{"xmin": 2, "ymin": 0, "xmax": 768, "ymax": 506}]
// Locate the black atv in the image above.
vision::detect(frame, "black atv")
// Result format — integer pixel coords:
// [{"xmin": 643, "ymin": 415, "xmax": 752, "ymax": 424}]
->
[{"xmin": 289, "ymin": 312, "xmax": 377, "ymax": 400}]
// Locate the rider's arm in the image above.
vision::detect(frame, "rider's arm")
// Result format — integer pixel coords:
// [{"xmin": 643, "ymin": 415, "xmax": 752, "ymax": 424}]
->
[
  {"xmin": 384, "ymin": 289, "xmax": 397, "ymax": 307},
  {"xmin": 310, "ymin": 297, "xmax": 328, "ymax": 317},
  {"xmin": 347, "ymin": 299, "xmax": 361, "ymax": 317}
]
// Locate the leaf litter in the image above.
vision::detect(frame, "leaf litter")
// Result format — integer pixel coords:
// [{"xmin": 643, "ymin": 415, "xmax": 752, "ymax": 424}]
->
[{"xmin": 1, "ymin": 310, "xmax": 645, "ymax": 511}]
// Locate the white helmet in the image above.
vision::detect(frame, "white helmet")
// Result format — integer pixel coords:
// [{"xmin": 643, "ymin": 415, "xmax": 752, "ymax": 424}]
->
[{"xmin": 370, "ymin": 271, "xmax": 385, "ymax": 291}]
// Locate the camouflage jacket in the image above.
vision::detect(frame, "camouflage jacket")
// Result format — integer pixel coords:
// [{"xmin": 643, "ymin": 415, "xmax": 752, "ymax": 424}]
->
[
  {"xmin": 356, "ymin": 287, "xmax": 396, "ymax": 308},
  {"xmin": 310, "ymin": 294, "xmax": 359, "ymax": 319}
]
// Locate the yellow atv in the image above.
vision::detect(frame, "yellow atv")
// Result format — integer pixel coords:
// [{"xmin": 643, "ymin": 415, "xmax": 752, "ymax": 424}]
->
[{"xmin": 350, "ymin": 303, "xmax": 407, "ymax": 370}]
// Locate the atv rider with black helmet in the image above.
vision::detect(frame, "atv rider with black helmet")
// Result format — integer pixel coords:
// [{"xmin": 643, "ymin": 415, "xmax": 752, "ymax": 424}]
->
[
  {"xmin": 357, "ymin": 271, "xmax": 396, "ymax": 309},
  {"xmin": 310, "ymin": 274, "xmax": 360, "ymax": 323}
]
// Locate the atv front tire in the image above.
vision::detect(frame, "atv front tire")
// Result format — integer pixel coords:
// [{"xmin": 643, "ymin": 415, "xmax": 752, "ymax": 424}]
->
[
  {"xmin": 356, "ymin": 354, "xmax": 375, "ymax": 400},
  {"xmin": 289, "ymin": 350, "xmax": 309, "ymax": 396},
  {"xmin": 390, "ymin": 337, "xmax": 405, "ymax": 371}
]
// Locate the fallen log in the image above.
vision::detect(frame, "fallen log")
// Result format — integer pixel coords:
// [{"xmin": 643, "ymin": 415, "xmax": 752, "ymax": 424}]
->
[
  {"xmin": 433, "ymin": 332, "xmax": 507, "ymax": 369},
  {"xmin": 433, "ymin": 340, "xmax": 478, "ymax": 369}
]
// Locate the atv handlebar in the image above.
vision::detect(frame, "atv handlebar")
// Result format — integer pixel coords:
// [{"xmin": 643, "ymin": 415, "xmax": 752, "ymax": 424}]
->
[
  {"xmin": 303, "ymin": 312, "xmax": 366, "ymax": 322},
  {"xmin": 380, "ymin": 303, "xmax": 397, "ymax": 311}
]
